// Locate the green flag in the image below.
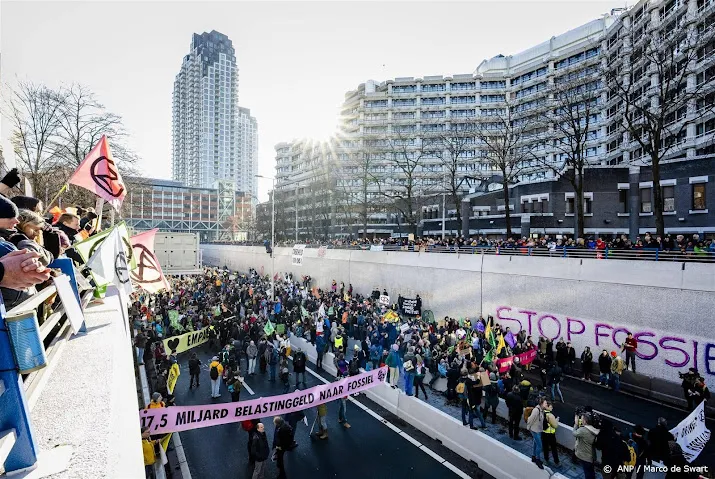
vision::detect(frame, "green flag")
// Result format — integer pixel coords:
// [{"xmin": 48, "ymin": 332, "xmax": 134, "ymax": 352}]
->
[
  {"xmin": 214, "ymin": 306, "xmax": 221, "ymax": 317},
  {"xmin": 264, "ymin": 320, "xmax": 275, "ymax": 336},
  {"xmin": 276, "ymin": 323, "xmax": 285, "ymax": 335},
  {"xmin": 168, "ymin": 310, "xmax": 183, "ymax": 333},
  {"xmin": 301, "ymin": 306, "xmax": 310, "ymax": 319}
]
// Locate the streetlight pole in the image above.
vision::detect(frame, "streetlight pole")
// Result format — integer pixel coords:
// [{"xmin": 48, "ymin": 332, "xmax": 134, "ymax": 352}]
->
[{"xmin": 256, "ymin": 174, "xmax": 276, "ymax": 301}]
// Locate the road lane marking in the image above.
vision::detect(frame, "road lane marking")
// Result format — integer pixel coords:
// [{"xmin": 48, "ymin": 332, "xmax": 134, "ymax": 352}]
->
[{"xmin": 302, "ymin": 364, "xmax": 470, "ymax": 479}]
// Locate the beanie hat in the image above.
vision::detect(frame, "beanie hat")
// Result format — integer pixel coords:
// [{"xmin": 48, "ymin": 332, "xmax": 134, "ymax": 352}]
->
[{"xmin": 0, "ymin": 195, "xmax": 18, "ymax": 220}]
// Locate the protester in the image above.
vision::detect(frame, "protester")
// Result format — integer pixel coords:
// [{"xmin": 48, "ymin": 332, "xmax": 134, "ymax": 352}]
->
[
  {"xmin": 209, "ymin": 355, "xmax": 224, "ymax": 398},
  {"xmin": 141, "ymin": 427, "xmax": 159, "ymax": 479},
  {"xmin": 250, "ymin": 422, "xmax": 270, "ymax": 479},
  {"xmin": 610, "ymin": 353, "xmax": 625, "ymax": 391},
  {"xmin": 547, "ymin": 362, "xmax": 564, "ymax": 403},
  {"xmin": 527, "ymin": 397, "xmax": 547, "ymax": 469},
  {"xmin": 541, "ymin": 400, "xmax": 559, "ymax": 465},
  {"xmin": 188, "ymin": 352, "xmax": 201, "ymax": 389},
  {"xmin": 622, "ymin": 332, "xmax": 638, "ymax": 373},
  {"xmin": 573, "ymin": 413, "xmax": 600, "ymax": 479},
  {"xmin": 598, "ymin": 349, "xmax": 612, "ymax": 386},
  {"xmin": 648, "ymin": 417, "xmax": 675, "ymax": 464},
  {"xmin": 293, "ymin": 347, "xmax": 307, "ymax": 387},
  {"xmin": 506, "ymin": 385, "xmax": 524, "ymax": 440},
  {"xmin": 581, "ymin": 346, "xmax": 593, "ymax": 381},
  {"xmin": 272, "ymin": 416, "xmax": 294, "ymax": 479}
]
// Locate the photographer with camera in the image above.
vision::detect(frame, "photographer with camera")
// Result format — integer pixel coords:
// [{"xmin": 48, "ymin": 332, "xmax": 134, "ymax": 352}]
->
[
  {"xmin": 680, "ymin": 368, "xmax": 700, "ymax": 410},
  {"xmin": 573, "ymin": 411, "xmax": 601, "ymax": 479}
]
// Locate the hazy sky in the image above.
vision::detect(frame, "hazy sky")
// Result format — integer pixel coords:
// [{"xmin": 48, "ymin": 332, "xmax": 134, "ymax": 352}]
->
[{"xmin": 1, "ymin": 0, "xmax": 628, "ymax": 200}]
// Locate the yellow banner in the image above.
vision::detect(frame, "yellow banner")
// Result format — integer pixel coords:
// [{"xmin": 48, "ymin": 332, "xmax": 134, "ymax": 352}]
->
[
  {"xmin": 163, "ymin": 328, "xmax": 209, "ymax": 355},
  {"xmin": 167, "ymin": 363, "xmax": 180, "ymax": 394},
  {"xmin": 160, "ymin": 433, "xmax": 172, "ymax": 452}
]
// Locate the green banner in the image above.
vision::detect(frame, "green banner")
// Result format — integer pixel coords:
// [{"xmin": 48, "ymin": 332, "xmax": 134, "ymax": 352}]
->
[
  {"xmin": 74, "ymin": 222, "xmax": 136, "ymax": 270},
  {"xmin": 163, "ymin": 328, "xmax": 209, "ymax": 355},
  {"xmin": 276, "ymin": 323, "xmax": 285, "ymax": 335}
]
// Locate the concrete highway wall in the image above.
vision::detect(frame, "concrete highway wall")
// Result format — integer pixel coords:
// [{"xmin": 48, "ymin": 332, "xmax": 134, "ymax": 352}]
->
[{"xmin": 201, "ymin": 244, "xmax": 715, "ymax": 388}]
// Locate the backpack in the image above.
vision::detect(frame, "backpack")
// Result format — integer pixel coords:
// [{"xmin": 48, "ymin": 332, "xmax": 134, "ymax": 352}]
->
[
  {"xmin": 625, "ymin": 439, "xmax": 638, "ymax": 467},
  {"xmin": 456, "ymin": 379, "xmax": 467, "ymax": 399},
  {"xmin": 210, "ymin": 364, "xmax": 219, "ymax": 380},
  {"xmin": 349, "ymin": 359, "xmax": 359, "ymax": 375},
  {"xmin": 523, "ymin": 406, "xmax": 534, "ymax": 424},
  {"xmin": 241, "ymin": 420, "xmax": 254, "ymax": 432}
]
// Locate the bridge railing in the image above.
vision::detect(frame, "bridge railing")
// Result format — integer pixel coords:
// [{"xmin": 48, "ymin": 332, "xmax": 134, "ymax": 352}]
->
[
  {"xmin": 206, "ymin": 242, "xmax": 715, "ymax": 263},
  {"xmin": 0, "ymin": 259, "xmax": 93, "ymax": 474}
]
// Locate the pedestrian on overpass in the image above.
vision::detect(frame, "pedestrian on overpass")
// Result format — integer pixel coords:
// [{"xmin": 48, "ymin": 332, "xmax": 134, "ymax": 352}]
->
[
  {"xmin": 526, "ymin": 397, "xmax": 547, "ymax": 469},
  {"xmin": 541, "ymin": 400, "xmax": 560, "ymax": 466}
]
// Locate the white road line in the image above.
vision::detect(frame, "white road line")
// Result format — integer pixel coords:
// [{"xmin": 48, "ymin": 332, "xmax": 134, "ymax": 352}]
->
[
  {"xmin": 239, "ymin": 378, "xmax": 255, "ymax": 396},
  {"xmin": 303, "ymin": 365, "xmax": 467, "ymax": 478},
  {"xmin": 593, "ymin": 409, "xmax": 642, "ymax": 429}
]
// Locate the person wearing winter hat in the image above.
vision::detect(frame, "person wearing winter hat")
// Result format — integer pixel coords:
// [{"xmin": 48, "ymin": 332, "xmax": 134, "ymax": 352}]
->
[
  {"xmin": 209, "ymin": 355, "xmax": 224, "ymax": 398},
  {"xmin": 0, "ymin": 196, "xmax": 19, "ymax": 241},
  {"xmin": 9, "ymin": 209, "xmax": 53, "ymax": 266},
  {"xmin": 0, "ymin": 168, "xmax": 22, "ymax": 197},
  {"xmin": 148, "ymin": 392, "xmax": 165, "ymax": 409},
  {"xmin": 610, "ymin": 354, "xmax": 625, "ymax": 392}
]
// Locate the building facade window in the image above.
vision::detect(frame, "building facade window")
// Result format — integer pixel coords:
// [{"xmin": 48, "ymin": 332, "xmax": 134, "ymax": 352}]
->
[
  {"xmin": 693, "ymin": 183, "xmax": 707, "ymax": 210},
  {"xmin": 663, "ymin": 186, "xmax": 675, "ymax": 211},
  {"xmin": 619, "ymin": 189, "xmax": 629, "ymax": 213},
  {"xmin": 641, "ymin": 188, "xmax": 652, "ymax": 213}
]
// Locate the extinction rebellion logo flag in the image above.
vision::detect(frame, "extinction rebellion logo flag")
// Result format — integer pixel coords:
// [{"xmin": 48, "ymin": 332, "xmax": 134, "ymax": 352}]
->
[
  {"xmin": 68, "ymin": 135, "xmax": 127, "ymax": 210},
  {"xmin": 130, "ymin": 229, "xmax": 170, "ymax": 294}
]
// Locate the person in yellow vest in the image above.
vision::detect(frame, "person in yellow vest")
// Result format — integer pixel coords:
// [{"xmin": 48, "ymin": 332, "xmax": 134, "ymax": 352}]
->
[
  {"xmin": 334, "ymin": 332, "xmax": 344, "ymax": 354},
  {"xmin": 142, "ymin": 427, "xmax": 160, "ymax": 477},
  {"xmin": 541, "ymin": 400, "xmax": 560, "ymax": 465}
]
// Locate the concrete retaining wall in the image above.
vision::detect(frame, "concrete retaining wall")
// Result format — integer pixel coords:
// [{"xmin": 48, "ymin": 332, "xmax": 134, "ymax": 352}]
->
[{"xmin": 203, "ymin": 245, "xmax": 715, "ymax": 388}]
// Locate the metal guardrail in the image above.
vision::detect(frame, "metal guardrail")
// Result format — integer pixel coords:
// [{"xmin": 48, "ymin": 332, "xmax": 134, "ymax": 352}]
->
[{"xmin": 207, "ymin": 242, "xmax": 715, "ymax": 263}]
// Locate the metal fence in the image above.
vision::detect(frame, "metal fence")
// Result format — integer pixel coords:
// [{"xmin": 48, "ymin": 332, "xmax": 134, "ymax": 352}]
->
[{"xmin": 207, "ymin": 242, "xmax": 715, "ymax": 263}]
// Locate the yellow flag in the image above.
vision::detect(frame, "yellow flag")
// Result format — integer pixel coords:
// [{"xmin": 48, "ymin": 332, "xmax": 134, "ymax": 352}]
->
[
  {"xmin": 166, "ymin": 363, "xmax": 180, "ymax": 394},
  {"xmin": 484, "ymin": 319, "xmax": 492, "ymax": 342},
  {"xmin": 160, "ymin": 433, "xmax": 172, "ymax": 452},
  {"xmin": 496, "ymin": 333, "xmax": 506, "ymax": 355}
]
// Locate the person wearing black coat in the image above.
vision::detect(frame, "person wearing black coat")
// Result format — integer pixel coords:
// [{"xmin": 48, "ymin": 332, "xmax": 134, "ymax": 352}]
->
[
  {"xmin": 506, "ymin": 385, "xmax": 524, "ymax": 440},
  {"xmin": 273, "ymin": 416, "xmax": 294, "ymax": 479},
  {"xmin": 446, "ymin": 362, "xmax": 460, "ymax": 402},
  {"xmin": 250, "ymin": 423, "xmax": 270, "ymax": 478},
  {"xmin": 648, "ymin": 418, "xmax": 675, "ymax": 464},
  {"xmin": 598, "ymin": 349, "xmax": 612, "ymax": 385},
  {"xmin": 293, "ymin": 348, "xmax": 307, "ymax": 387},
  {"xmin": 581, "ymin": 347, "xmax": 594, "ymax": 381}
]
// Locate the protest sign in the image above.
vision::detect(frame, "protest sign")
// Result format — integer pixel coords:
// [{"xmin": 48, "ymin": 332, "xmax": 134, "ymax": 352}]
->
[
  {"xmin": 379, "ymin": 295, "xmax": 390, "ymax": 306},
  {"xmin": 140, "ymin": 367, "xmax": 388, "ymax": 434},
  {"xmin": 400, "ymin": 323, "xmax": 410, "ymax": 333},
  {"xmin": 399, "ymin": 297, "xmax": 420, "ymax": 316},
  {"xmin": 370, "ymin": 245, "xmax": 383, "ymax": 252},
  {"xmin": 670, "ymin": 401, "xmax": 711, "ymax": 462},
  {"xmin": 291, "ymin": 244, "xmax": 306, "ymax": 266},
  {"xmin": 264, "ymin": 320, "xmax": 275, "ymax": 336},
  {"xmin": 167, "ymin": 363, "xmax": 180, "ymax": 394},
  {"xmin": 53, "ymin": 275, "xmax": 85, "ymax": 335},
  {"xmin": 163, "ymin": 328, "xmax": 209, "ymax": 355},
  {"xmin": 496, "ymin": 347, "xmax": 538, "ymax": 372}
]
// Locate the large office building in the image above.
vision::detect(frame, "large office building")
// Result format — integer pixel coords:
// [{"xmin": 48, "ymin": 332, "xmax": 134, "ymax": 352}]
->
[
  {"xmin": 238, "ymin": 107, "xmax": 259, "ymax": 200},
  {"xmin": 271, "ymin": 0, "xmax": 715, "ymax": 239},
  {"xmin": 125, "ymin": 178, "xmax": 253, "ymax": 242}
]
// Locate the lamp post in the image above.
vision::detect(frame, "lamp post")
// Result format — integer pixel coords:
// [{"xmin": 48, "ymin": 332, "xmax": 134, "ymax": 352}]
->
[{"xmin": 256, "ymin": 174, "xmax": 275, "ymax": 301}]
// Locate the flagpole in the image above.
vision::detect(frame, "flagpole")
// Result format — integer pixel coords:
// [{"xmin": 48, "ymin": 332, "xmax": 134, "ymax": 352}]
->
[
  {"xmin": 43, "ymin": 183, "xmax": 68, "ymax": 213},
  {"xmin": 95, "ymin": 198, "xmax": 105, "ymax": 232}
]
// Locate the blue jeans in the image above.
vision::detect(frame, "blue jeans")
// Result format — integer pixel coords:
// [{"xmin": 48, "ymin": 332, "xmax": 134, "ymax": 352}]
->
[
  {"xmin": 269, "ymin": 364, "xmax": 277, "ymax": 381},
  {"xmin": 551, "ymin": 383, "xmax": 563, "ymax": 402},
  {"xmin": 338, "ymin": 398, "xmax": 347, "ymax": 423},
  {"xmin": 531, "ymin": 430, "xmax": 543, "ymax": 460},
  {"xmin": 612, "ymin": 373, "xmax": 621, "ymax": 391},
  {"xmin": 404, "ymin": 371, "xmax": 415, "ymax": 395},
  {"xmin": 580, "ymin": 459, "xmax": 595, "ymax": 479},
  {"xmin": 136, "ymin": 347, "xmax": 144, "ymax": 364},
  {"xmin": 461, "ymin": 401, "xmax": 486, "ymax": 427},
  {"xmin": 599, "ymin": 373, "xmax": 609, "ymax": 385}
]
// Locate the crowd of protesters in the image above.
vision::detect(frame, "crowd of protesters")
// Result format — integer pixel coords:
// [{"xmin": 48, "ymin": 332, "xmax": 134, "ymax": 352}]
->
[
  {"xmin": 226, "ymin": 231, "xmax": 715, "ymax": 257},
  {"xmin": 131, "ymin": 261, "xmax": 710, "ymax": 478}
]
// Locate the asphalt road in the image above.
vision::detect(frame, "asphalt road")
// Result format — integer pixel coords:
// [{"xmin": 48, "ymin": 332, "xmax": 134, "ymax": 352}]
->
[{"xmin": 172, "ymin": 346, "xmax": 486, "ymax": 479}]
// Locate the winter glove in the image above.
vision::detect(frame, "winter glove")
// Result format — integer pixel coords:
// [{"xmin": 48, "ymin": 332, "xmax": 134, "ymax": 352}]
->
[{"xmin": 0, "ymin": 168, "xmax": 21, "ymax": 188}]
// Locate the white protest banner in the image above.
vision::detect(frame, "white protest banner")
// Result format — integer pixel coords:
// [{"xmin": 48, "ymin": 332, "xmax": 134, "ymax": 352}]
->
[
  {"xmin": 370, "ymin": 245, "xmax": 383, "ymax": 252},
  {"xmin": 53, "ymin": 275, "xmax": 85, "ymax": 335},
  {"xmin": 670, "ymin": 400, "xmax": 711, "ymax": 462},
  {"xmin": 400, "ymin": 323, "xmax": 410, "ymax": 333},
  {"xmin": 292, "ymin": 244, "xmax": 306, "ymax": 267},
  {"xmin": 379, "ymin": 295, "xmax": 390, "ymax": 306}
]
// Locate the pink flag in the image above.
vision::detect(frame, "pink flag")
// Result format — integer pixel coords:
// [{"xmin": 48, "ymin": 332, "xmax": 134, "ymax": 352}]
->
[
  {"xmin": 130, "ymin": 229, "xmax": 170, "ymax": 294},
  {"xmin": 68, "ymin": 135, "xmax": 127, "ymax": 210}
]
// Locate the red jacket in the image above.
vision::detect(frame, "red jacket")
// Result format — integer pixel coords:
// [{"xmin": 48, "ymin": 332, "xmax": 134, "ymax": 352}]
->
[{"xmin": 624, "ymin": 337, "xmax": 637, "ymax": 352}]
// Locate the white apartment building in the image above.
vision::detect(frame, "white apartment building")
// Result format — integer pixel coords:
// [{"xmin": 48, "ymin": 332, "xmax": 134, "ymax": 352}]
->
[
  {"xmin": 238, "ymin": 107, "xmax": 259, "ymax": 201},
  {"xmin": 173, "ymin": 31, "xmax": 258, "ymax": 196},
  {"xmin": 272, "ymin": 0, "xmax": 715, "ymax": 238}
]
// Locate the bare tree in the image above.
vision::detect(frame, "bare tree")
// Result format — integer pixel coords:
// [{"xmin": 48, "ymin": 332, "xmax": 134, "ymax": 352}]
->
[
  {"xmin": 380, "ymin": 129, "xmax": 432, "ymax": 236},
  {"xmin": 475, "ymin": 106, "xmax": 535, "ymax": 238},
  {"xmin": 434, "ymin": 118, "xmax": 479, "ymax": 227},
  {"xmin": 6, "ymin": 81, "xmax": 66, "ymax": 196},
  {"xmin": 537, "ymin": 74, "xmax": 601, "ymax": 238},
  {"xmin": 603, "ymin": 8, "xmax": 715, "ymax": 237}
]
